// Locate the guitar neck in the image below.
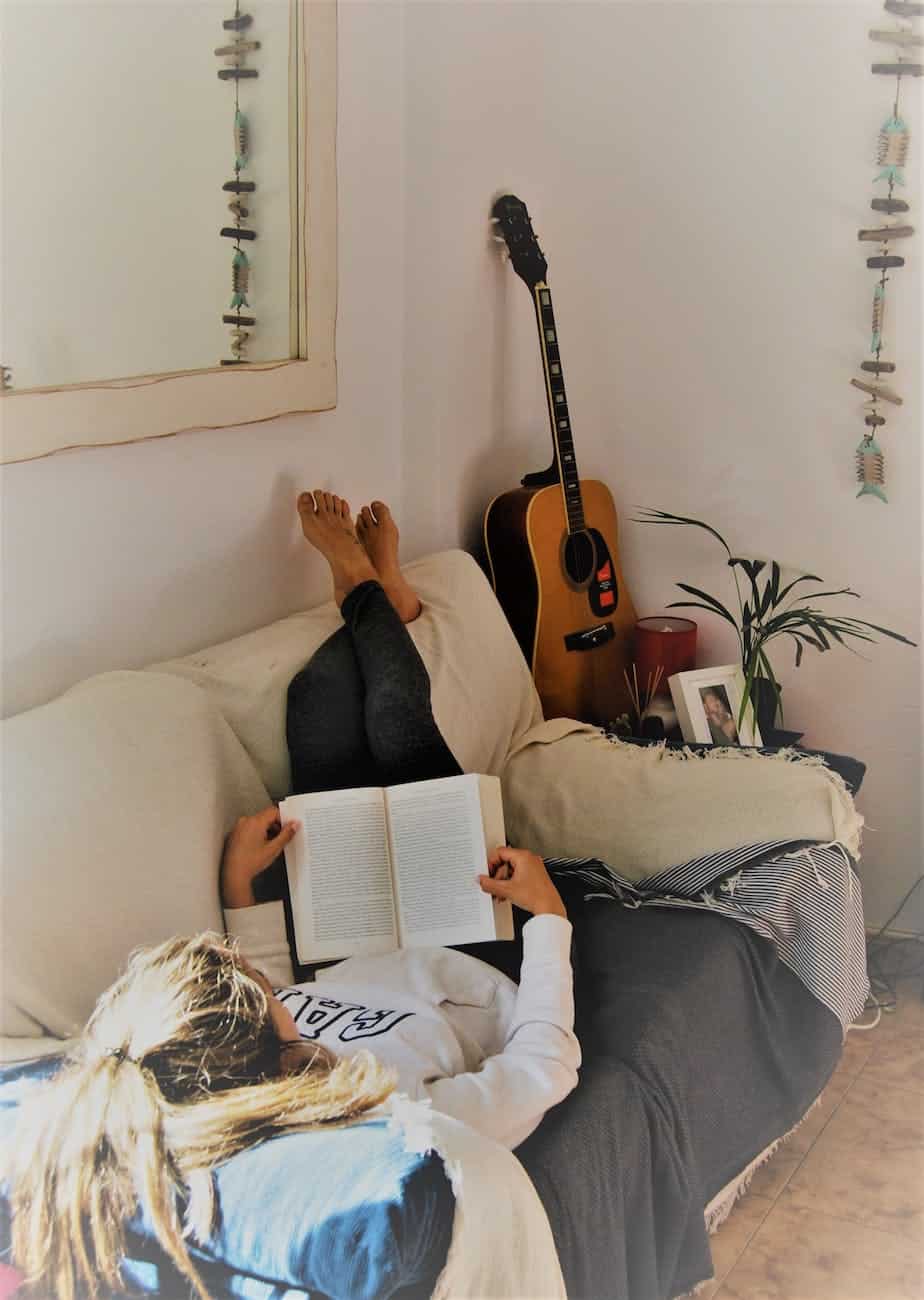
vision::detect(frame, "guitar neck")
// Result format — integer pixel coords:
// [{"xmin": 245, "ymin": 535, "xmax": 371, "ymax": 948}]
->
[{"xmin": 532, "ymin": 282, "xmax": 585, "ymax": 533}]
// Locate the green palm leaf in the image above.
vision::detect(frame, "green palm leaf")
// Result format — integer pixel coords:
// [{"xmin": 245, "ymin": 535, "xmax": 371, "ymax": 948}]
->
[
  {"xmin": 729, "ymin": 557, "xmax": 766, "ymax": 582},
  {"xmin": 774, "ymin": 573, "xmax": 825, "ymax": 605},
  {"xmin": 633, "ymin": 509, "xmax": 733, "ymax": 557},
  {"xmin": 669, "ymin": 584, "xmax": 738, "ymax": 626},
  {"xmin": 787, "ymin": 633, "xmax": 807, "ymax": 666},
  {"xmin": 850, "ymin": 620, "xmax": 917, "ymax": 646},
  {"xmin": 729, "ymin": 559, "xmax": 768, "ymax": 631},
  {"xmin": 785, "ymin": 628, "xmax": 829, "ymax": 654},
  {"xmin": 785, "ymin": 587, "xmax": 857, "ymax": 604},
  {"xmin": 763, "ymin": 562, "xmax": 781, "ymax": 615}
]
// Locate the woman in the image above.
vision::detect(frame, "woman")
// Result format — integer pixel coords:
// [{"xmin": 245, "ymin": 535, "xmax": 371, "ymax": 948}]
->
[
  {"xmin": 7, "ymin": 869, "xmax": 576, "ymax": 1300},
  {"xmin": 6, "ymin": 492, "xmax": 579, "ymax": 1300}
]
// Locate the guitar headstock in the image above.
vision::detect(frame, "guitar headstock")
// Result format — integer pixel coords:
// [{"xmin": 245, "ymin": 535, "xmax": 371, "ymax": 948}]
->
[{"xmin": 491, "ymin": 194, "xmax": 548, "ymax": 288}]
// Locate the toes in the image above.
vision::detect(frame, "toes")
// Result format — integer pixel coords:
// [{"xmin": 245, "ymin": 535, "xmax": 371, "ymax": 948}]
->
[
  {"xmin": 297, "ymin": 491, "xmax": 317, "ymax": 516},
  {"xmin": 360, "ymin": 505, "xmax": 374, "ymax": 527},
  {"xmin": 338, "ymin": 497, "xmax": 351, "ymax": 519},
  {"xmin": 371, "ymin": 500, "xmax": 390, "ymax": 522}
]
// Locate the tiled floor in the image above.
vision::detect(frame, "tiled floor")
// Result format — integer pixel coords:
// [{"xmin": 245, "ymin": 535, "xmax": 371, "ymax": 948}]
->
[{"xmin": 697, "ymin": 976, "xmax": 924, "ymax": 1300}]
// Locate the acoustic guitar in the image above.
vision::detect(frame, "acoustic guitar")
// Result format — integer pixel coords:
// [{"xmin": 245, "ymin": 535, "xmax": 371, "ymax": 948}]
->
[{"xmin": 484, "ymin": 194, "xmax": 637, "ymax": 724}]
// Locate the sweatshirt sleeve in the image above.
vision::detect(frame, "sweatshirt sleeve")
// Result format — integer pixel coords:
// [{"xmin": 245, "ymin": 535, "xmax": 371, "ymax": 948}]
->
[
  {"xmin": 223, "ymin": 900, "xmax": 295, "ymax": 988},
  {"xmin": 422, "ymin": 913, "xmax": 580, "ymax": 1150}
]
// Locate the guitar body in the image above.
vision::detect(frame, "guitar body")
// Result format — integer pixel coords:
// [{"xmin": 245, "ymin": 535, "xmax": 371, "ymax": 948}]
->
[{"xmin": 485, "ymin": 478, "xmax": 637, "ymax": 723}]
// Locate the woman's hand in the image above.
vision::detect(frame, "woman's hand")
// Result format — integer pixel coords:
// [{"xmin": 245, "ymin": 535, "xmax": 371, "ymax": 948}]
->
[
  {"xmin": 220, "ymin": 807, "xmax": 299, "ymax": 909},
  {"xmin": 477, "ymin": 846, "xmax": 567, "ymax": 919}
]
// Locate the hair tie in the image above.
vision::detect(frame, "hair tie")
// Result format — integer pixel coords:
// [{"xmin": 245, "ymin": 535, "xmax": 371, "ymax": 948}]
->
[{"xmin": 105, "ymin": 1046, "xmax": 134, "ymax": 1065}]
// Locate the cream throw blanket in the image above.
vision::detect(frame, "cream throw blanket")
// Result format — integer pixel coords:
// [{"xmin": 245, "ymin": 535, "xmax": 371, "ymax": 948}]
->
[
  {"xmin": 501, "ymin": 721, "xmax": 864, "ymax": 880},
  {"xmin": 390, "ymin": 1099, "xmax": 567, "ymax": 1300}
]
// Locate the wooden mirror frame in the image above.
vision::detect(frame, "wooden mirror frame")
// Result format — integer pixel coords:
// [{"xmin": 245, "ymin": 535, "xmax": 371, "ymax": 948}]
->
[{"xmin": 0, "ymin": 0, "xmax": 337, "ymax": 466}]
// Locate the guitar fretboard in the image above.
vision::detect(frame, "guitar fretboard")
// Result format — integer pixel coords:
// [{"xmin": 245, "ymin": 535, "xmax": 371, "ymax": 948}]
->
[{"xmin": 533, "ymin": 284, "xmax": 585, "ymax": 533}]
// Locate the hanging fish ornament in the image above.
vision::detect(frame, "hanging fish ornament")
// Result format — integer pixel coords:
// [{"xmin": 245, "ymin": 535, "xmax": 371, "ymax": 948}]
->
[
  {"xmin": 234, "ymin": 109, "xmax": 250, "ymax": 172},
  {"xmin": 871, "ymin": 280, "xmax": 885, "ymax": 352},
  {"xmin": 856, "ymin": 435, "xmax": 887, "ymax": 502},
  {"xmin": 875, "ymin": 115, "xmax": 910, "ymax": 185},
  {"xmin": 230, "ymin": 248, "xmax": 250, "ymax": 309},
  {"xmin": 217, "ymin": 13, "xmax": 258, "ymax": 362}
]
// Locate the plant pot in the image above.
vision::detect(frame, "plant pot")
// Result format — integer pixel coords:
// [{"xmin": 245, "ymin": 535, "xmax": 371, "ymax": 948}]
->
[{"xmin": 750, "ymin": 676, "xmax": 803, "ymax": 746}]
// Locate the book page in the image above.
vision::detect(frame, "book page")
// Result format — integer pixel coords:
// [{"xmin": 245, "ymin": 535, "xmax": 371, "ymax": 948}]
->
[
  {"xmin": 385, "ymin": 774, "xmax": 508, "ymax": 948},
  {"xmin": 279, "ymin": 788, "xmax": 398, "ymax": 963},
  {"xmin": 477, "ymin": 774, "xmax": 514, "ymax": 941}
]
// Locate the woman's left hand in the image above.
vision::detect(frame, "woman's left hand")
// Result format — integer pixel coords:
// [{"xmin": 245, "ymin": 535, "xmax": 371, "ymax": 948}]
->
[{"xmin": 220, "ymin": 807, "xmax": 299, "ymax": 909}]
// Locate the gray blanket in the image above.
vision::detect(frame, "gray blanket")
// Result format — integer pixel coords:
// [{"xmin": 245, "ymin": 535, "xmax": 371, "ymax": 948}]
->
[{"xmin": 515, "ymin": 876, "xmax": 848, "ymax": 1300}]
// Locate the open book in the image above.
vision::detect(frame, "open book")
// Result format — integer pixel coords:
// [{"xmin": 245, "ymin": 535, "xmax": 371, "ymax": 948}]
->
[{"xmin": 279, "ymin": 773, "xmax": 513, "ymax": 963}]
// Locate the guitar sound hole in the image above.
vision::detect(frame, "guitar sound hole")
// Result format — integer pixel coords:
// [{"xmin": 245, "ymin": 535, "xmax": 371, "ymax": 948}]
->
[{"xmin": 563, "ymin": 531, "xmax": 595, "ymax": 586}]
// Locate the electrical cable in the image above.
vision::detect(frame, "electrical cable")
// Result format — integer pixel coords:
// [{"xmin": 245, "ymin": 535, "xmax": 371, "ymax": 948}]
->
[{"xmin": 862, "ymin": 873, "xmax": 924, "ymax": 1016}]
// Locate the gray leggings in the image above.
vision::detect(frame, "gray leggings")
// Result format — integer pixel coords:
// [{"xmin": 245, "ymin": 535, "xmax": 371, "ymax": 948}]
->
[{"xmin": 286, "ymin": 579, "xmax": 461, "ymax": 794}]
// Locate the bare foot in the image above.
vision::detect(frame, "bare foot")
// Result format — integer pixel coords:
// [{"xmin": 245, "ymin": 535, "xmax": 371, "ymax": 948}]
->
[
  {"xmin": 356, "ymin": 500, "xmax": 422, "ymax": 623},
  {"xmin": 297, "ymin": 490, "xmax": 377, "ymax": 607}
]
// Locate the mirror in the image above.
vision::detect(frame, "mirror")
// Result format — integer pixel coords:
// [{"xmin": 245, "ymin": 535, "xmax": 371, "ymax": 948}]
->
[{"xmin": 0, "ymin": 0, "xmax": 336, "ymax": 464}]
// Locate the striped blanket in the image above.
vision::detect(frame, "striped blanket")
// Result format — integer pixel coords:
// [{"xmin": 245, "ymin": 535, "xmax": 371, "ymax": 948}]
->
[{"xmin": 546, "ymin": 837, "xmax": 869, "ymax": 1033}]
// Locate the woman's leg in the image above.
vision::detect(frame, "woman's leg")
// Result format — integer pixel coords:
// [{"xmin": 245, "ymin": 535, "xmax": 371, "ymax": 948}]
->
[
  {"xmin": 286, "ymin": 627, "xmax": 380, "ymax": 794},
  {"xmin": 340, "ymin": 579, "xmax": 461, "ymax": 786},
  {"xmin": 291, "ymin": 490, "xmax": 461, "ymax": 789},
  {"xmin": 284, "ymin": 490, "xmax": 382, "ymax": 795},
  {"xmin": 351, "ymin": 500, "xmax": 460, "ymax": 783}
]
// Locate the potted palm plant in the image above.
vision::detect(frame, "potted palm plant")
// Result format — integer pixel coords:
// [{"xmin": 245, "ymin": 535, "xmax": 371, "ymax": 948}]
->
[{"xmin": 636, "ymin": 509, "xmax": 916, "ymax": 734}]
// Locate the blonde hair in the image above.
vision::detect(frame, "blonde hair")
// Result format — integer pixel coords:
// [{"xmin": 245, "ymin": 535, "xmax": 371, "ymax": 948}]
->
[{"xmin": 4, "ymin": 933, "xmax": 395, "ymax": 1300}]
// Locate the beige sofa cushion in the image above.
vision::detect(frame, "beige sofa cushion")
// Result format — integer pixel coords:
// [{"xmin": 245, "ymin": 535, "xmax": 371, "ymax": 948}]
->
[
  {"xmin": 1, "ymin": 671, "xmax": 269, "ymax": 1038},
  {"xmin": 150, "ymin": 549, "xmax": 542, "ymax": 800}
]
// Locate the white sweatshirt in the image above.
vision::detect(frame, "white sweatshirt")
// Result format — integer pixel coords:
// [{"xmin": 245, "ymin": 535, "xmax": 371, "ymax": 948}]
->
[{"xmin": 225, "ymin": 901, "xmax": 581, "ymax": 1150}]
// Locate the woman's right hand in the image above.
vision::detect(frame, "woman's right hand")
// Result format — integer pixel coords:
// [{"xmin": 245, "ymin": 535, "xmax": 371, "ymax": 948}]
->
[{"xmin": 478, "ymin": 846, "xmax": 567, "ymax": 919}]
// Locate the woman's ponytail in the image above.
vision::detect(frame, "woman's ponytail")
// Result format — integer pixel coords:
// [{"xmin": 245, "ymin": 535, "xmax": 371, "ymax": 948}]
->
[
  {"xmin": 5, "ymin": 934, "xmax": 394, "ymax": 1299},
  {"xmin": 8, "ymin": 1046, "xmax": 192, "ymax": 1300}
]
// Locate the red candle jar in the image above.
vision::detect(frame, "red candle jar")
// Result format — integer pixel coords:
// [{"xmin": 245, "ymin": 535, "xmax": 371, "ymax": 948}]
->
[{"xmin": 633, "ymin": 617, "xmax": 697, "ymax": 695}]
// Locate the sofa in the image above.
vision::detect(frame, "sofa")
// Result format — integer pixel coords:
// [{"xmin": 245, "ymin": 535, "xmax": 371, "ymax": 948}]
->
[{"xmin": 1, "ymin": 549, "xmax": 864, "ymax": 1299}]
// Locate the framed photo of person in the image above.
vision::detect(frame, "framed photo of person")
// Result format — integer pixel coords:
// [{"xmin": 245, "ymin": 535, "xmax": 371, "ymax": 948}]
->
[{"xmin": 667, "ymin": 665, "xmax": 762, "ymax": 747}]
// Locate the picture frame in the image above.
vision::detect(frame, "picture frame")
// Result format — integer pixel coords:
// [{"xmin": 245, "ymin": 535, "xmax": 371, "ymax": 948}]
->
[{"xmin": 667, "ymin": 665, "xmax": 762, "ymax": 747}]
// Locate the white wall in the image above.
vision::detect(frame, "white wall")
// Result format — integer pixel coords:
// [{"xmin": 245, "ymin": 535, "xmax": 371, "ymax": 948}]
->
[
  {"xmin": 2, "ymin": 1, "xmax": 921, "ymax": 932},
  {"xmin": 398, "ymin": 0, "xmax": 922, "ymax": 934},
  {"xmin": 1, "ymin": 0, "xmax": 406, "ymax": 706}
]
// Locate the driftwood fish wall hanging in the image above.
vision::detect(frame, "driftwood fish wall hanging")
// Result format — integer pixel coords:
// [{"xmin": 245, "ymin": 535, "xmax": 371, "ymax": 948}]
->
[
  {"xmin": 216, "ymin": 4, "xmax": 260, "ymax": 365},
  {"xmin": 852, "ymin": 1, "xmax": 921, "ymax": 502}
]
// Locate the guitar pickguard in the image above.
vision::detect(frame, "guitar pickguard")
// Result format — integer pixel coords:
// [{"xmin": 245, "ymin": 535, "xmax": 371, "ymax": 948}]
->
[
  {"xmin": 558, "ymin": 527, "xmax": 620, "ymax": 618},
  {"xmin": 587, "ymin": 528, "xmax": 619, "ymax": 618}
]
